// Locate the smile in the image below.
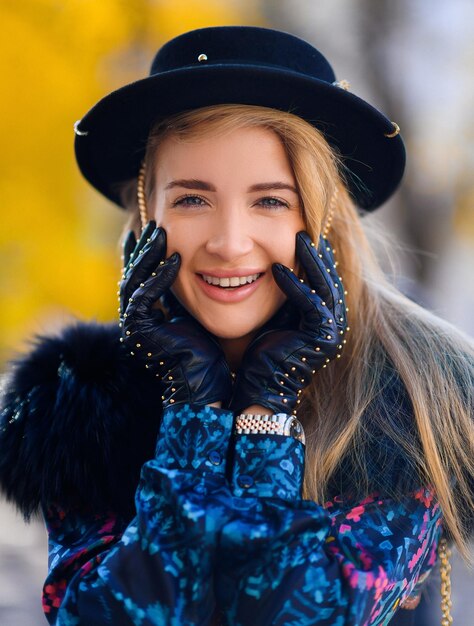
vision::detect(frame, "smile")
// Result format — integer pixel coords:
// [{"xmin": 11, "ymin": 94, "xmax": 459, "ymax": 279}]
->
[
  {"xmin": 200, "ymin": 273, "xmax": 262, "ymax": 288},
  {"xmin": 195, "ymin": 271, "xmax": 265, "ymax": 303}
]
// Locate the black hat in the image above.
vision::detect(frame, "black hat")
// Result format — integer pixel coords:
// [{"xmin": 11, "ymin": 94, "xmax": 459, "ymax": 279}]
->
[{"xmin": 74, "ymin": 25, "xmax": 405, "ymax": 211}]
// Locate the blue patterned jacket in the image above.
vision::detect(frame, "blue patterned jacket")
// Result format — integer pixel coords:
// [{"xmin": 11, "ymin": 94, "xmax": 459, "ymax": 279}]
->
[{"xmin": 0, "ymin": 323, "xmax": 442, "ymax": 625}]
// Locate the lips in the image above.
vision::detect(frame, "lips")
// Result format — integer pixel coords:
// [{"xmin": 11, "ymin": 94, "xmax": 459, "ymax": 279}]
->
[{"xmin": 195, "ymin": 271, "xmax": 265, "ymax": 303}]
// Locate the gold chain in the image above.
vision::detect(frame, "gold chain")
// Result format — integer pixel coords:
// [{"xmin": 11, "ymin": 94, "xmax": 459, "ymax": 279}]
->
[
  {"xmin": 137, "ymin": 161, "xmax": 148, "ymax": 231},
  {"xmin": 438, "ymin": 537, "xmax": 453, "ymax": 625}
]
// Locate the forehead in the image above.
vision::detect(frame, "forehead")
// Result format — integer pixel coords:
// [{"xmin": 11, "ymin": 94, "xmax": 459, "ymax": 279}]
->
[{"xmin": 153, "ymin": 125, "xmax": 295, "ymax": 185}]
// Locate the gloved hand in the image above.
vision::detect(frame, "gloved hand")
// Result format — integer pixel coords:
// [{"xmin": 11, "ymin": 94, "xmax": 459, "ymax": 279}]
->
[
  {"xmin": 229, "ymin": 231, "xmax": 347, "ymax": 414},
  {"xmin": 120, "ymin": 222, "xmax": 233, "ymax": 408}
]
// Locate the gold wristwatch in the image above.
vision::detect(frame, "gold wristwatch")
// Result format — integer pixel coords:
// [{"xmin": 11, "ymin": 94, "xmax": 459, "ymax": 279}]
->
[{"xmin": 235, "ymin": 413, "xmax": 305, "ymax": 445}]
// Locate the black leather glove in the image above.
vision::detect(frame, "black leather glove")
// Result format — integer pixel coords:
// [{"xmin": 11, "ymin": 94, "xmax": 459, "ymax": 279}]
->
[
  {"xmin": 229, "ymin": 231, "xmax": 347, "ymax": 414},
  {"xmin": 120, "ymin": 222, "xmax": 233, "ymax": 408}
]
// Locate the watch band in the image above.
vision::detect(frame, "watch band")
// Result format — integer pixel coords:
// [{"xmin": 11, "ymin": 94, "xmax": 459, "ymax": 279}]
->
[{"xmin": 235, "ymin": 413, "xmax": 305, "ymax": 445}]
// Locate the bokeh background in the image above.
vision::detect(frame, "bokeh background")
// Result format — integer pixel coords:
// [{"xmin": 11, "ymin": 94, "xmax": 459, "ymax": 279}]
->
[{"xmin": 1, "ymin": 1, "xmax": 473, "ymax": 624}]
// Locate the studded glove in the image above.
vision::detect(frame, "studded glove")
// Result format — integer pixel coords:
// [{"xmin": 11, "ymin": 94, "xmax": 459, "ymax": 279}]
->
[
  {"xmin": 229, "ymin": 231, "xmax": 347, "ymax": 414},
  {"xmin": 120, "ymin": 222, "xmax": 233, "ymax": 408}
]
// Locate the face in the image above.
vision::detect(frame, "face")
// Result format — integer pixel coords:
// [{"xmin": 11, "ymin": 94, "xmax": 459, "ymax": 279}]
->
[{"xmin": 151, "ymin": 125, "xmax": 306, "ymax": 339}]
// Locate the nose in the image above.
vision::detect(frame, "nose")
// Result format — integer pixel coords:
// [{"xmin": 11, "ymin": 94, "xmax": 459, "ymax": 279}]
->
[{"xmin": 205, "ymin": 205, "xmax": 254, "ymax": 261}]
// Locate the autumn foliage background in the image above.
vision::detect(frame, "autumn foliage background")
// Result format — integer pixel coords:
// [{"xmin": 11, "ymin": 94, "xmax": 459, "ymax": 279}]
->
[{"xmin": 0, "ymin": 0, "xmax": 261, "ymax": 367}]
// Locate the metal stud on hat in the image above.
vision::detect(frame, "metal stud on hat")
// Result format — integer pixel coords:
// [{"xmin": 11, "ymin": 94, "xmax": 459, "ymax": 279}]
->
[
  {"xmin": 384, "ymin": 122, "xmax": 401, "ymax": 138},
  {"xmin": 73, "ymin": 120, "xmax": 88, "ymax": 136}
]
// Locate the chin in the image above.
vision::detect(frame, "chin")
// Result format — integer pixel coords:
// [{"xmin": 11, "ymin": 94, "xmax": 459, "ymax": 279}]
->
[
  {"xmin": 195, "ymin": 308, "xmax": 272, "ymax": 340},
  {"xmin": 199, "ymin": 317, "xmax": 260, "ymax": 340}
]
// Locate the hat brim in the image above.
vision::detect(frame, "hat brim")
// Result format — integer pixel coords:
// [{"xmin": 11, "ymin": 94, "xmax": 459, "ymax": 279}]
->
[{"xmin": 74, "ymin": 64, "xmax": 405, "ymax": 210}]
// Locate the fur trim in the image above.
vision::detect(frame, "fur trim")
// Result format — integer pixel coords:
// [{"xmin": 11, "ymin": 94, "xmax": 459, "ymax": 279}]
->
[{"xmin": 0, "ymin": 322, "xmax": 161, "ymax": 521}]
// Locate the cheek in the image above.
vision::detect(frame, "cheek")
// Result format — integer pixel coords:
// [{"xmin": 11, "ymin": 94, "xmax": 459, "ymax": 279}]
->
[
  {"xmin": 158, "ymin": 221, "xmax": 202, "ymax": 308},
  {"xmin": 156, "ymin": 215, "xmax": 203, "ymax": 264},
  {"xmin": 273, "ymin": 240, "xmax": 297, "ymax": 268},
  {"xmin": 260, "ymin": 219, "xmax": 304, "ymax": 270}
]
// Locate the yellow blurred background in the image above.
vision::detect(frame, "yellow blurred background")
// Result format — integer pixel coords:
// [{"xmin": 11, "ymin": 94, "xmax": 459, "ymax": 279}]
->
[{"xmin": 0, "ymin": 0, "xmax": 262, "ymax": 367}]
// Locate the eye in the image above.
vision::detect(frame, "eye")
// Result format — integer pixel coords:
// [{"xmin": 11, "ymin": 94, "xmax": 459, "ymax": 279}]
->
[
  {"xmin": 172, "ymin": 194, "xmax": 207, "ymax": 208},
  {"xmin": 256, "ymin": 196, "xmax": 290, "ymax": 210}
]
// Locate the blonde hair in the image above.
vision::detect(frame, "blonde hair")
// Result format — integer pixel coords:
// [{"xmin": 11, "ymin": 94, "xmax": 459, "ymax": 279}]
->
[{"xmin": 121, "ymin": 104, "xmax": 474, "ymax": 561}]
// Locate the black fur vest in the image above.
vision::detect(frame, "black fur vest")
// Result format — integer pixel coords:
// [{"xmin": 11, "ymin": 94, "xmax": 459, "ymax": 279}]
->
[{"xmin": 0, "ymin": 322, "xmax": 162, "ymax": 521}]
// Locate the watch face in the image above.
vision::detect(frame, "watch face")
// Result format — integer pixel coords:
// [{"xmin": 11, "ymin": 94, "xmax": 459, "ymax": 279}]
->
[{"xmin": 289, "ymin": 418, "xmax": 305, "ymax": 445}]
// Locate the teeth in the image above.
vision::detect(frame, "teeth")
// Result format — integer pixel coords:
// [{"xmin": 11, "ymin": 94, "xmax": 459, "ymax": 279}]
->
[{"xmin": 201, "ymin": 273, "xmax": 261, "ymax": 288}]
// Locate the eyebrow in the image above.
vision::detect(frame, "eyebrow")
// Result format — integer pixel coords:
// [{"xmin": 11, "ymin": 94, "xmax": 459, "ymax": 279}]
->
[
  {"xmin": 248, "ymin": 182, "xmax": 299, "ymax": 194},
  {"xmin": 164, "ymin": 179, "xmax": 299, "ymax": 194},
  {"xmin": 165, "ymin": 179, "xmax": 216, "ymax": 191}
]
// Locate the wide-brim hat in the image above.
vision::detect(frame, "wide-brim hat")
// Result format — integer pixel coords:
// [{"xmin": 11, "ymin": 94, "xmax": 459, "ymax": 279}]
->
[{"xmin": 74, "ymin": 25, "xmax": 405, "ymax": 211}]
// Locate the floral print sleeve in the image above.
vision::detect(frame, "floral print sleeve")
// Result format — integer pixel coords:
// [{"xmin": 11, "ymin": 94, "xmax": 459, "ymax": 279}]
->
[
  {"xmin": 217, "ymin": 433, "xmax": 442, "ymax": 626},
  {"xmin": 43, "ymin": 404, "xmax": 442, "ymax": 626},
  {"xmin": 43, "ymin": 404, "xmax": 234, "ymax": 626}
]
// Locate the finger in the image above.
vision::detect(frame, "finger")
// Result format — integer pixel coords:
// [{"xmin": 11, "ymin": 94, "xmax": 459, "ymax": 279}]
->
[
  {"xmin": 125, "ymin": 253, "xmax": 181, "ymax": 324},
  {"xmin": 160, "ymin": 290, "xmax": 188, "ymax": 319},
  {"xmin": 123, "ymin": 227, "xmax": 167, "ymax": 301},
  {"xmin": 126, "ymin": 253, "xmax": 181, "ymax": 320},
  {"xmin": 295, "ymin": 232, "xmax": 337, "ymax": 311},
  {"xmin": 272, "ymin": 261, "xmax": 341, "ymax": 341},
  {"xmin": 318, "ymin": 236, "xmax": 343, "ymax": 296},
  {"xmin": 121, "ymin": 227, "xmax": 163, "ymax": 308},
  {"xmin": 122, "ymin": 230, "xmax": 137, "ymax": 269},
  {"xmin": 291, "ymin": 232, "xmax": 347, "ymax": 350},
  {"xmin": 272, "ymin": 263, "xmax": 326, "ymax": 326},
  {"xmin": 125, "ymin": 220, "xmax": 156, "ymax": 271},
  {"xmin": 260, "ymin": 300, "xmax": 301, "ymax": 332},
  {"xmin": 318, "ymin": 236, "xmax": 347, "ymax": 335}
]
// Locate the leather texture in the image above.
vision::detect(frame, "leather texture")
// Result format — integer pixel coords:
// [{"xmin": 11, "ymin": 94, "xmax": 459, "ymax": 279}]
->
[
  {"xmin": 120, "ymin": 222, "xmax": 233, "ymax": 408},
  {"xmin": 230, "ymin": 232, "xmax": 347, "ymax": 413}
]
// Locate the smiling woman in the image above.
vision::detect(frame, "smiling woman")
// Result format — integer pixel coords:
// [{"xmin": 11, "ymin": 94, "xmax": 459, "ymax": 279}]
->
[
  {"xmin": 1, "ymin": 25, "xmax": 473, "ymax": 626},
  {"xmin": 150, "ymin": 124, "xmax": 304, "ymax": 342}
]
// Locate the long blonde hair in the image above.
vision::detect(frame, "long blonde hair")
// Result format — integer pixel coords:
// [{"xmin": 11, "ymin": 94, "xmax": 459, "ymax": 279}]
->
[{"xmin": 121, "ymin": 104, "xmax": 474, "ymax": 561}]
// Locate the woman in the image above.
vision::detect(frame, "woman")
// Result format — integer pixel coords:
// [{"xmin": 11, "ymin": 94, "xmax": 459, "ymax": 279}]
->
[{"xmin": 1, "ymin": 26, "xmax": 473, "ymax": 626}]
